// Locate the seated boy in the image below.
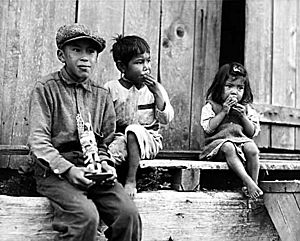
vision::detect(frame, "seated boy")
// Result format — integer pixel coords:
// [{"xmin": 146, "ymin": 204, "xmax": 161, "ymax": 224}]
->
[
  {"xmin": 28, "ymin": 23, "xmax": 141, "ymax": 241},
  {"xmin": 105, "ymin": 35, "xmax": 174, "ymax": 199}
]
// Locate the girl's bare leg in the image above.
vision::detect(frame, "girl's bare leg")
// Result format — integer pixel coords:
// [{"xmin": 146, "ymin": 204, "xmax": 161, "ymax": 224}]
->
[
  {"xmin": 243, "ymin": 142, "xmax": 260, "ymax": 184},
  {"xmin": 125, "ymin": 131, "xmax": 140, "ymax": 199},
  {"xmin": 221, "ymin": 142, "xmax": 263, "ymax": 199}
]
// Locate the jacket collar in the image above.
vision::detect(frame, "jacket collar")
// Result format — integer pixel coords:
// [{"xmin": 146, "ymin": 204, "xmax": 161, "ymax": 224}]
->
[{"xmin": 59, "ymin": 67, "xmax": 92, "ymax": 92}]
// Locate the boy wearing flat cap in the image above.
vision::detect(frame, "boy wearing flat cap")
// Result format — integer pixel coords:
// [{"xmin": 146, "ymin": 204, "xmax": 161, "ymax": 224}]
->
[{"xmin": 28, "ymin": 23, "xmax": 142, "ymax": 241}]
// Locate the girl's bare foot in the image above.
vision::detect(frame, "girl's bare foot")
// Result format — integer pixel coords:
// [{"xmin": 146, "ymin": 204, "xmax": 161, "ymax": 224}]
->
[
  {"xmin": 246, "ymin": 181, "xmax": 263, "ymax": 200},
  {"xmin": 124, "ymin": 182, "xmax": 137, "ymax": 199}
]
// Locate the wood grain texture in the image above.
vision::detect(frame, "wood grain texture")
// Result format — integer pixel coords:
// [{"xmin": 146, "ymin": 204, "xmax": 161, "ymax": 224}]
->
[
  {"xmin": 140, "ymin": 159, "xmax": 300, "ymax": 171},
  {"xmin": 77, "ymin": 0, "xmax": 124, "ymax": 85},
  {"xmin": 124, "ymin": 0, "xmax": 160, "ymax": 79},
  {"xmin": 0, "ymin": 0, "xmax": 76, "ymax": 169},
  {"xmin": 0, "ymin": 191, "xmax": 279, "ymax": 241},
  {"xmin": 158, "ymin": 0, "xmax": 196, "ymax": 150},
  {"xmin": 271, "ymin": 0, "xmax": 298, "ymax": 150},
  {"xmin": 245, "ymin": 0, "xmax": 273, "ymax": 149},
  {"xmin": 191, "ymin": 0, "xmax": 222, "ymax": 150},
  {"xmin": 264, "ymin": 192, "xmax": 300, "ymax": 241}
]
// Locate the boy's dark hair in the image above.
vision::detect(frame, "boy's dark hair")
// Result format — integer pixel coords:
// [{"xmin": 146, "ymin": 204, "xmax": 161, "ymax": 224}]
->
[
  {"xmin": 111, "ymin": 34, "xmax": 150, "ymax": 65},
  {"xmin": 206, "ymin": 62, "xmax": 253, "ymax": 104}
]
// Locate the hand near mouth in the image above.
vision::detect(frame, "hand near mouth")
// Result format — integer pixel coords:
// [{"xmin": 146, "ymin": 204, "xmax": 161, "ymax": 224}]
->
[
  {"xmin": 140, "ymin": 73, "xmax": 166, "ymax": 111},
  {"xmin": 141, "ymin": 73, "xmax": 159, "ymax": 92},
  {"xmin": 231, "ymin": 103, "xmax": 246, "ymax": 117}
]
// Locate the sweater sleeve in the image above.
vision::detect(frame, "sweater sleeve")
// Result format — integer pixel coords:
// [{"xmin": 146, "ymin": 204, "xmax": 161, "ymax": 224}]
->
[
  {"xmin": 200, "ymin": 103, "xmax": 216, "ymax": 134},
  {"xmin": 155, "ymin": 83, "xmax": 174, "ymax": 124}
]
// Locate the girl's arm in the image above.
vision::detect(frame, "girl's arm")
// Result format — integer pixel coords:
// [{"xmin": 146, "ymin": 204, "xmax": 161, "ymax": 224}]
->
[
  {"xmin": 201, "ymin": 97, "xmax": 236, "ymax": 133},
  {"xmin": 231, "ymin": 104, "xmax": 260, "ymax": 137},
  {"xmin": 201, "ymin": 103, "xmax": 227, "ymax": 133}
]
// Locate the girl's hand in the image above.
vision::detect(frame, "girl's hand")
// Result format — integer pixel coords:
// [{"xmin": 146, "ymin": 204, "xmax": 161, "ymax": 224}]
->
[
  {"xmin": 231, "ymin": 103, "xmax": 246, "ymax": 117},
  {"xmin": 222, "ymin": 95, "xmax": 238, "ymax": 113}
]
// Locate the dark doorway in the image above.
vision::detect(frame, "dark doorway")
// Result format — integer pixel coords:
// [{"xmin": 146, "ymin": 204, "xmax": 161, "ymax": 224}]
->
[{"xmin": 219, "ymin": 0, "xmax": 245, "ymax": 66}]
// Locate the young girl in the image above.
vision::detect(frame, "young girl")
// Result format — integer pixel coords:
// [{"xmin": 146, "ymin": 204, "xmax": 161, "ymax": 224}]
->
[
  {"xmin": 105, "ymin": 35, "xmax": 174, "ymax": 199},
  {"xmin": 200, "ymin": 62, "xmax": 263, "ymax": 200}
]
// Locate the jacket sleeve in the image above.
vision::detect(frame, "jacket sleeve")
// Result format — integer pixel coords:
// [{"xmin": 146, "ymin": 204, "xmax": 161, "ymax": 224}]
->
[{"xmin": 27, "ymin": 82, "xmax": 74, "ymax": 174}]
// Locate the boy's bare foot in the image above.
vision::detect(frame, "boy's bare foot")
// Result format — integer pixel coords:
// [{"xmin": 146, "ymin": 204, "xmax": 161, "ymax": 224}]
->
[
  {"xmin": 246, "ymin": 182, "xmax": 263, "ymax": 200},
  {"xmin": 124, "ymin": 182, "xmax": 137, "ymax": 199}
]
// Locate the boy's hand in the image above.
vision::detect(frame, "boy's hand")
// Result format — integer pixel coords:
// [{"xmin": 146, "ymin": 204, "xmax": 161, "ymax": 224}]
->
[
  {"xmin": 142, "ymin": 74, "xmax": 160, "ymax": 94},
  {"xmin": 64, "ymin": 166, "xmax": 94, "ymax": 188},
  {"xmin": 141, "ymin": 73, "xmax": 166, "ymax": 111},
  {"xmin": 98, "ymin": 161, "xmax": 117, "ymax": 186}
]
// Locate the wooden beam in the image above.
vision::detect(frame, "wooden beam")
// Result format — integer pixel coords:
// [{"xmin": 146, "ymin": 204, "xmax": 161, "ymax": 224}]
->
[
  {"xmin": 0, "ymin": 191, "xmax": 279, "ymax": 241},
  {"xmin": 253, "ymin": 103, "xmax": 300, "ymax": 127},
  {"xmin": 140, "ymin": 159, "xmax": 300, "ymax": 171},
  {"xmin": 260, "ymin": 180, "xmax": 300, "ymax": 193},
  {"xmin": 261, "ymin": 180, "xmax": 300, "ymax": 241}
]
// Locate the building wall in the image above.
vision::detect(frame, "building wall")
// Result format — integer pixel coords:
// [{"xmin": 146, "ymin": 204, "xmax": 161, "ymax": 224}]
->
[
  {"xmin": 245, "ymin": 0, "xmax": 300, "ymax": 151},
  {"xmin": 0, "ymin": 0, "xmax": 222, "ymax": 158}
]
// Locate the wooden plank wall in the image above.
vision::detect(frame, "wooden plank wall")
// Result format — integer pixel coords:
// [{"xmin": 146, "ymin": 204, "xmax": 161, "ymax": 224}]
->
[
  {"xmin": 245, "ymin": 0, "xmax": 300, "ymax": 151},
  {"xmin": 79, "ymin": 0, "xmax": 222, "ymax": 150},
  {"xmin": 0, "ymin": 0, "xmax": 76, "ymax": 168},
  {"xmin": 0, "ymin": 0, "xmax": 223, "ymax": 168}
]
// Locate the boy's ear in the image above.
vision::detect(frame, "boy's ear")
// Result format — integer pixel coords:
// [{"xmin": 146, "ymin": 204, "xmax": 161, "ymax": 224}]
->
[
  {"xmin": 116, "ymin": 60, "xmax": 126, "ymax": 73},
  {"xmin": 57, "ymin": 49, "xmax": 65, "ymax": 63}
]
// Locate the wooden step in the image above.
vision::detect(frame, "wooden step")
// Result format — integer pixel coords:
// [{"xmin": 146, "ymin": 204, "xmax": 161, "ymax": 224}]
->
[
  {"xmin": 140, "ymin": 159, "xmax": 300, "ymax": 170},
  {"xmin": 1, "ymin": 145, "xmax": 300, "ymax": 171},
  {"xmin": 0, "ymin": 191, "xmax": 279, "ymax": 241},
  {"xmin": 260, "ymin": 180, "xmax": 300, "ymax": 241}
]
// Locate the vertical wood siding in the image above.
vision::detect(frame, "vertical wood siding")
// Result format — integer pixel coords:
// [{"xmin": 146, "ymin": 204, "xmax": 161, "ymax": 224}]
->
[
  {"xmin": 0, "ymin": 0, "xmax": 222, "ymax": 165},
  {"xmin": 245, "ymin": 0, "xmax": 300, "ymax": 151},
  {"xmin": 0, "ymin": 0, "xmax": 76, "ymax": 168}
]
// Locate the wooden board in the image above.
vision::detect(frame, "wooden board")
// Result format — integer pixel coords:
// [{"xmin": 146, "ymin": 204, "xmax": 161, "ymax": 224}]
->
[
  {"xmin": 260, "ymin": 180, "xmax": 300, "ymax": 193},
  {"xmin": 271, "ymin": 0, "xmax": 297, "ymax": 149},
  {"xmin": 296, "ymin": 0, "xmax": 300, "ymax": 150},
  {"xmin": 123, "ymin": 0, "xmax": 160, "ymax": 79},
  {"xmin": 0, "ymin": 191, "xmax": 279, "ymax": 241},
  {"xmin": 77, "ymin": 0, "xmax": 124, "ymax": 85},
  {"xmin": 245, "ymin": 0, "xmax": 273, "ymax": 148},
  {"xmin": 262, "ymin": 180, "xmax": 300, "ymax": 241},
  {"xmin": 140, "ymin": 159, "xmax": 300, "ymax": 171},
  {"xmin": 245, "ymin": 0, "xmax": 300, "ymax": 151},
  {"xmin": 158, "ymin": 0, "xmax": 196, "ymax": 150},
  {"xmin": 0, "ymin": 0, "xmax": 76, "ymax": 168},
  {"xmin": 191, "ymin": 0, "xmax": 222, "ymax": 150},
  {"xmin": 263, "ymin": 192, "xmax": 300, "ymax": 241}
]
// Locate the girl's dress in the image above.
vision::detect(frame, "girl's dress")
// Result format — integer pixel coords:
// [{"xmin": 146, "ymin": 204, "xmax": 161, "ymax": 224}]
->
[
  {"xmin": 200, "ymin": 100, "xmax": 260, "ymax": 162},
  {"xmin": 104, "ymin": 78, "xmax": 174, "ymax": 164}
]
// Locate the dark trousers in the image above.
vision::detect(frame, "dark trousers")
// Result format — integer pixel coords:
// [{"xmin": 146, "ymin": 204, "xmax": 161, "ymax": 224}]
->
[{"xmin": 34, "ymin": 163, "xmax": 142, "ymax": 241}]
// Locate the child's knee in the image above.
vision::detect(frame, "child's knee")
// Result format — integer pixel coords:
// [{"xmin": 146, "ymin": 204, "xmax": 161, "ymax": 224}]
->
[
  {"xmin": 220, "ymin": 142, "xmax": 236, "ymax": 155},
  {"xmin": 243, "ymin": 143, "xmax": 259, "ymax": 156},
  {"xmin": 119, "ymin": 202, "xmax": 140, "ymax": 225},
  {"xmin": 127, "ymin": 131, "xmax": 138, "ymax": 142}
]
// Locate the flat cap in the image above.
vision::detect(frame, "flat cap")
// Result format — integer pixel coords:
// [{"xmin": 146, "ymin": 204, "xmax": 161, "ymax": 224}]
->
[{"xmin": 56, "ymin": 23, "xmax": 106, "ymax": 52}]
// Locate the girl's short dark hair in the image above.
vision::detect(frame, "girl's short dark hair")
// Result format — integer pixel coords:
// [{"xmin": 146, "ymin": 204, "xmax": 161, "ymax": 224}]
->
[
  {"xmin": 111, "ymin": 34, "xmax": 150, "ymax": 65},
  {"xmin": 206, "ymin": 62, "xmax": 253, "ymax": 104}
]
